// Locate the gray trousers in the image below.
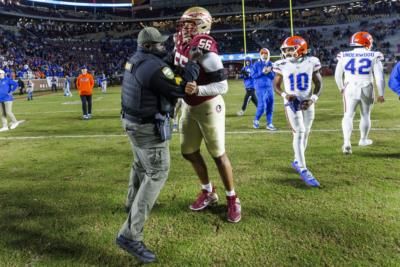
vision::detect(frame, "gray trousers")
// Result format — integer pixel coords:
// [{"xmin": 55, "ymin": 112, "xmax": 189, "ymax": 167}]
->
[
  {"xmin": 118, "ymin": 118, "xmax": 170, "ymax": 241},
  {"xmin": 1, "ymin": 101, "xmax": 17, "ymax": 128}
]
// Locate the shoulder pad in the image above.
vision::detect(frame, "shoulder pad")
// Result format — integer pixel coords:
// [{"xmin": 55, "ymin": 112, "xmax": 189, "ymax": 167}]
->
[
  {"xmin": 310, "ymin": 56, "xmax": 321, "ymax": 64},
  {"xmin": 274, "ymin": 59, "xmax": 286, "ymax": 66},
  {"xmin": 190, "ymin": 34, "xmax": 218, "ymax": 53}
]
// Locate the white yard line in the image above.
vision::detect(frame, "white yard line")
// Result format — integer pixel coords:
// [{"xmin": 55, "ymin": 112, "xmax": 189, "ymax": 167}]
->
[
  {"xmin": 14, "ymin": 108, "xmax": 120, "ymax": 115},
  {"xmin": 1, "ymin": 128, "xmax": 400, "ymax": 141}
]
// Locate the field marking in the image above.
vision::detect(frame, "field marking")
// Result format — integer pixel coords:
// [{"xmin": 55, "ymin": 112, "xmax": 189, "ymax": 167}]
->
[
  {"xmin": 14, "ymin": 108, "xmax": 120, "ymax": 115},
  {"xmin": 62, "ymin": 96, "xmax": 104, "ymax": 105},
  {"xmin": 1, "ymin": 127, "xmax": 400, "ymax": 141},
  {"xmin": 15, "ymin": 96, "xmax": 106, "ymax": 105}
]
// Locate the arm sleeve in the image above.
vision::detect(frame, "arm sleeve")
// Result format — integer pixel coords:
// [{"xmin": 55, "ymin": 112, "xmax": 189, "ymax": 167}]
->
[
  {"xmin": 265, "ymin": 65, "xmax": 275, "ymax": 80},
  {"xmin": 239, "ymin": 66, "xmax": 246, "ymax": 79},
  {"xmin": 388, "ymin": 63, "xmax": 400, "ymax": 96},
  {"xmin": 9, "ymin": 79, "xmax": 18, "ymax": 92},
  {"xmin": 334, "ymin": 56, "xmax": 345, "ymax": 91},
  {"xmin": 373, "ymin": 59, "xmax": 385, "ymax": 97},
  {"xmin": 251, "ymin": 62, "xmax": 263, "ymax": 79},
  {"xmin": 149, "ymin": 69, "xmax": 186, "ymax": 99},
  {"xmin": 197, "ymin": 52, "xmax": 228, "ymax": 96},
  {"xmin": 76, "ymin": 76, "xmax": 80, "ymax": 89},
  {"xmin": 198, "ymin": 80, "xmax": 228, "ymax": 96}
]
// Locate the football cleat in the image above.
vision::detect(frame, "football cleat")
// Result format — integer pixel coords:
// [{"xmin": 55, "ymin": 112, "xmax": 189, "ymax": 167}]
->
[
  {"xmin": 226, "ymin": 195, "xmax": 241, "ymax": 223},
  {"xmin": 189, "ymin": 187, "xmax": 218, "ymax": 211},
  {"xmin": 9, "ymin": 120, "xmax": 24, "ymax": 130},
  {"xmin": 291, "ymin": 161, "xmax": 301, "ymax": 173},
  {"xmin": 266, "ymin": 124, "xmax": 277, "ymax": 131},
  {"xmin": 342, "ymin": 145, "xmax": 352, "ymax": 155},
  {"xmin": 236, "ymin": 110, "xmax": 244, "ymax": 116},
  {"xmin": 253, "ymin": 120, "xmax": 260, "ymax": 129},
  {"xmin": 300, "ymin": 169, "xmax": 320, "ymax": 187},
  {"xmin": 358, "ymin": 139, "xmax": 373, "ymax": 146},
  {"xmin": 0, "ymin": 126, "xmax": 9, "ymax": 132}
]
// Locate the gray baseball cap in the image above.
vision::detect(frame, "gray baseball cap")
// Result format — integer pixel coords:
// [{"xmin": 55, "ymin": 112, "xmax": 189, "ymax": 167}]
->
[{"xmin": 137, "ymin": 27, "xmax": 169, "ymax": 45}]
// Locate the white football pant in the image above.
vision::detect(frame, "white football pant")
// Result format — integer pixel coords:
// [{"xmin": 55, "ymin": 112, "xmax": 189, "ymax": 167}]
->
[
  {"xmin": 342, "ymin": 83, "xmax": 374, "ymax": 147},
  {"xmin": 285, "ymin": 103, "xmax": 315, "ymax": 170}
]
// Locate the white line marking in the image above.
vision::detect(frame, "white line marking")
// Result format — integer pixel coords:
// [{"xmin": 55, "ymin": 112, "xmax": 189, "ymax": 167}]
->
[
  {"xmin": 1, "ymin": 128, "xmax": 400, "ymax": 141},
  {"xmin": 62, "ymin": 96, "xmax": 104, "ymax": 105},
  {"xmin": 14, "ymin": 108, "xmax": 120, "ymax": 115}
]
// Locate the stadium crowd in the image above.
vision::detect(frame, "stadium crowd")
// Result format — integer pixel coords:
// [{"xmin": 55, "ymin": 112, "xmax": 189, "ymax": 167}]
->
[{"xmin": 0, "ymin": 0, "xmax": 399, "ymax": 79}]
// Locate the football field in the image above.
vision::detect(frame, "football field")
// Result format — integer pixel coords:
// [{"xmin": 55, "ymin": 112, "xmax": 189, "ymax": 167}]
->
[{"xmin": 0, "ymin": 77, "xmax": 399, "ymax": 266}]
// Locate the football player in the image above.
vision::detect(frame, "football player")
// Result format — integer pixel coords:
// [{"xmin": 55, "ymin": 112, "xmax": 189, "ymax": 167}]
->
[
  {"xmin": 335, "ymin": 32, "xmax": 385, "ymax": 154},
  {"xmin": 273, "ymin": 36, "xmax": 322, "ymax": 187},
  {"xmin": 174, "ymin": 6, "xmax": 241, "ymax": 223}
]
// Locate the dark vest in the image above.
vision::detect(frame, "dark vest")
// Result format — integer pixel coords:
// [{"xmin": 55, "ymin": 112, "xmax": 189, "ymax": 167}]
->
[{"xmin": 121, "ymin": 50, "xmax": 167, "ymax": 118}]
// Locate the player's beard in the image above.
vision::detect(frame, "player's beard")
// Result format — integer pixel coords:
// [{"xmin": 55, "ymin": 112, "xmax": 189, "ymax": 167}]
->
[{"xmin": 152, "ymin": 46, "xmax": 167, "ymax": 58}]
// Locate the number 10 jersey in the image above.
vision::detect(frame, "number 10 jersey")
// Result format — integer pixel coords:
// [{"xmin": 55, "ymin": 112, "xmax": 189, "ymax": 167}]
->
[{"xmin": 273, "ymin": 56, "xmax": 321, "ymax": 101}]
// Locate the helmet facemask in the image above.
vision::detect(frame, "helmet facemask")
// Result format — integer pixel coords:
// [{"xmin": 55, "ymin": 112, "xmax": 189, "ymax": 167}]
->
[
  {"xmin": 176, "ymin": 7, "xmax": 212, "ymax": 45},
  {"xmin": 281, "ymin": 46, "xmax": 300, "ymax": 60},
  {"xmin": 177, "ymin": 20, "xmax": 197, "ymax": 44}
]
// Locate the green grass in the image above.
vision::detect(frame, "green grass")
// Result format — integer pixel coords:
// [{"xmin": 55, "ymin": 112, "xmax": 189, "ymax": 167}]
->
[{"xmin": 1, "ymin": 78, "xmax": 400, "ymax": 266}]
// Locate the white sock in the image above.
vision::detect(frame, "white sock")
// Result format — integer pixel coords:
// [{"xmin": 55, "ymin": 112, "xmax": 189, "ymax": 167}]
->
[
  {"xmin": 201, "ymin": 182, "xmax": 212, "ymax": 193},
  {"xmin": 293, "ymin": 132, "xmax": 306, "ymax": 170},
  {"xmin": 359, "ymin": 114, "xmax": 371, "ymax": 140},
  {"xmin": 342, "ymin": 114, "xmax": 353, "ymax": 147},
  {"xmin": 226, "ymin": 190, "xmax": 236, "ymax": 197}
]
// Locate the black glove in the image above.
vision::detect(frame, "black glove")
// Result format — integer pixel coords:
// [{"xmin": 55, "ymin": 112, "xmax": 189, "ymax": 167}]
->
[
  {"xmin": 182, "ymin": 61, "xmax": 200, "ymax": 82},
  {"xmin": 240, "ymin": 70, "xmax": 249, "ymax": 77}
]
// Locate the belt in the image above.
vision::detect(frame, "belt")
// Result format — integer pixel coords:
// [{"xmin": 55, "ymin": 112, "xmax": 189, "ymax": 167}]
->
[{"xmin": 122, "ymin": 112, "xmax": 154, "ymax": 124}]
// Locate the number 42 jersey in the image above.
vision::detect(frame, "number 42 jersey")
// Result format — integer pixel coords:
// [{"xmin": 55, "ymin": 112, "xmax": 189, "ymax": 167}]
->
[
  {"xmin": 335, "ymin": 48, "xmax": 384, "ymax": 95},
  {"xmin": 273, "ymin": 56, "xmax": 321, "ymax": 101}
]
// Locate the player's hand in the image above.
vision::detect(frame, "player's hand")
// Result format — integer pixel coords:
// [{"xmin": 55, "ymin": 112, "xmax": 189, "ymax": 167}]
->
[
  {"xmin": 185, "ymin": 81, "xmax": 198, "ymax": 95},
  {"xmin": 300, "ymin": 99, "xmax": 313, "ymax": 110},
  {"xmin": 189, "ymin": 46, "xmax": 203, "ymax": 62},
  {"xmin": 285, "ymin": 94, "xmax": 297, "ymax": 101},
  {"xmin": 377, "ymin": 96, "xmax": 385, "ymax": 103},
  {"xmin": 262, "ymin": 66, "xmax": 272, "ymax": 74}
]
